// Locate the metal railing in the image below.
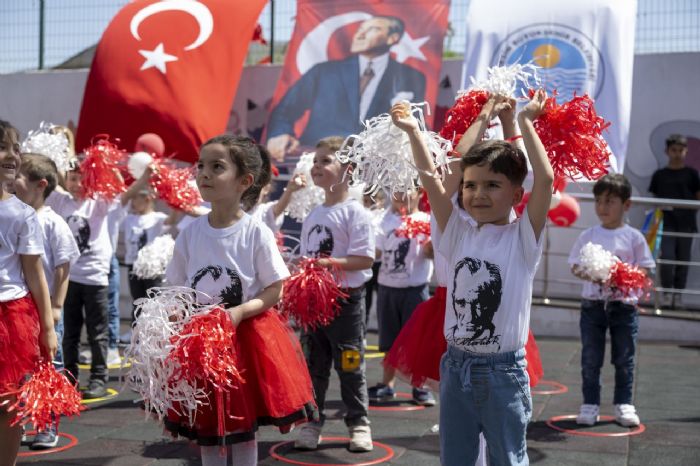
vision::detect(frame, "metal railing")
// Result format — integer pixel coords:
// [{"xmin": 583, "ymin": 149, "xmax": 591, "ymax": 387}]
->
[{"xmin": 539, "ymin": 192, "xmax": 700, "ymax": 314}]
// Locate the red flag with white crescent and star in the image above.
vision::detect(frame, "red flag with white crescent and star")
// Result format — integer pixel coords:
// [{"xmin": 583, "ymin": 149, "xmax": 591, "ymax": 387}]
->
[
  {"xmin": 265, "ymin": 0, "xmax": 451, "ymax": 157},
  {"xmin": 76, "ymin": 0, "xmax": 266, "ymax": 163}
]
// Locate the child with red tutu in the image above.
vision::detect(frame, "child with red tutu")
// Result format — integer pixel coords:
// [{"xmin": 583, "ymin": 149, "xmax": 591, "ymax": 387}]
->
[
  {"xmin": 165, "ymin": 135, "xmax": 316, "ymax": 466},
  {"xmin": 0, "ymin": 120, "xmax": 58, "ymax": 464}
]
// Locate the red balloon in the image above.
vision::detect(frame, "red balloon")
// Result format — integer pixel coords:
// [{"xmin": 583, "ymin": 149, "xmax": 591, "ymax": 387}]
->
[{"xmin": 547, "ymin": 193, "xmax": 580, "ymax": 227}]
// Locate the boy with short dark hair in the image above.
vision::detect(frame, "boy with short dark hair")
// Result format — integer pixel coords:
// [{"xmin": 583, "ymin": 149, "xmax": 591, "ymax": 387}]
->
[
  {"xmin": 569, "ymin": 173, "xmax": 655, "ymax": 427},
  {"xmin": 393, "ymin": 91, "xmax": 553, "ymax": 465},
  {"xmin": 648, "ymin": 134, "xmax": 699, "ymax": 309},
  {"xmin": 295, "ymin": 136, "xmax": 375, "ymax": 453},
  {"xmin": 12, "ymin": 153, "xmax": 79, "ymax": 448}
]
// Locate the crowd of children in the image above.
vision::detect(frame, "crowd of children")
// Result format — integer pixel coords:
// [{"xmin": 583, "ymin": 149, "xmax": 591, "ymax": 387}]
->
[{"xmin": 0, "ymin": 89, "xmax": 689, "ymax": 465}]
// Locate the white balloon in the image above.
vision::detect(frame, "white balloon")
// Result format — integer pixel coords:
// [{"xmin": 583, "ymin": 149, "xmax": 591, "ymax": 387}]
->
[{"xmin": 128, "ymin": 152, "xmax": 153, "ymax": 179}]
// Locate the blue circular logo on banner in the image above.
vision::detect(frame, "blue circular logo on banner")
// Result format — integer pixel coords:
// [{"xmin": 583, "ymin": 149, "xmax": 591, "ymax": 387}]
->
[{"xmin": 491, "ymin": 23, "xmax": 604, "ymax": 103}]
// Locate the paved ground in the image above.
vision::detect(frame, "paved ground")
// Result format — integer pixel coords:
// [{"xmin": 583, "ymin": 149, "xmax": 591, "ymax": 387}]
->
[{"xmin": 16, "ymin": 331, "xmax": 700, "ymax": 465}]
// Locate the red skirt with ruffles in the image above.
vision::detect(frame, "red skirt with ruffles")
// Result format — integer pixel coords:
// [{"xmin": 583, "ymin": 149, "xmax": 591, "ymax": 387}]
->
[
  {"xmin": 383, "ymin": 287, "xmax": 544, "ymax": 389},
  {"xmin": 0, "ymin": 294, "xmax": 41, "ymax": 393},
  {"xmin": 164, "ymin": 309, "xmax": 318, "ymax": 446}
]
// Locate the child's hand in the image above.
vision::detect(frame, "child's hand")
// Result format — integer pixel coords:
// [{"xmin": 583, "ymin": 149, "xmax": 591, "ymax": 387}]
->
[
  {"xmin": 52, "ymin": 306, "xmax": 62, "ymax": 323},
  {"xmin": 40, "ymin": 327, "xmax": 58, "ymax": 360},
  {"xmin": 496, "ymin": 96, "xmax": 517, "ymax": 123},
  {"xmin": 519, "ymin": 89, "xmax": 547, "ymax": 121},
  {"xmin": 481, "ymin": 94, "xmax": 512, "ymax": 121},
  {"xmin": 226, "ymin": 306, "xmax": 245, "ymax": 327},
  {"xmin": 390, "ymin": 101, "xmax": 419, "ymax": 133},
  {"xmin": 287, "ymin": 173, "xmax": 307, "ymax": 193}
]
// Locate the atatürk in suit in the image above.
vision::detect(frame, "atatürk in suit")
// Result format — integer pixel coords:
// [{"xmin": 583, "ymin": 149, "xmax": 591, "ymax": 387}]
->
[{"xmin": 267, "ymin": 55, "xmax": 426, "ymax": 147}]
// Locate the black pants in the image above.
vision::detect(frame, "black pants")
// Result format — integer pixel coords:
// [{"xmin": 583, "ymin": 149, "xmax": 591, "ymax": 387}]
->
[
  {"xmin": 63, "ymin": 281, "xmax": 109, "ymax": 384},
  {"xmin": 660, "ymin": 232, "xmax": 694, "ymax": 291},
  {"xmin": 127, "ymin": 266, "xmax": 164, "ymax": 322},
  {"xmin": 364, "ymin": 261, "xmax": 381, "ymax": 326},
  {"xmin": 301, "ymin": 288, "xmax": 369, "ymax": 427}
]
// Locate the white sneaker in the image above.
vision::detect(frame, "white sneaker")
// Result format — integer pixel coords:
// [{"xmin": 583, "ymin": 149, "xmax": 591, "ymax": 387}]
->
[
  {"xmin": 614, "ymin": 404, "xmax": 640, "ymax": 427},
  {"xmin": 78, "ymin": 349, "xmax": 92, "ymax": 364},
  {"xmin": 348, "ymin": 425, "xmax": 373, "ymax": 452},
  {"xmin": 107, "ymin": 347, "xmax": 122, "ymax": 366},
  {"xmin": 576, "ymin": 404, "xmax": 600, "ymax": 426},
  {"xmin": 294, "ymin": 424, "xmax": 322, "ymax": 450}
]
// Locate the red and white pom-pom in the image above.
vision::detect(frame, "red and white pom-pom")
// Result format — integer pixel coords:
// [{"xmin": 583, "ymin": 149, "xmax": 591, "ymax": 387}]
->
[
  {"xmin": 167, "ymin": 307, "xmax": 244, "ymax": 436},
  {"xmin": 608, "ymin": 262, "xmax": 653, "ymax": 299},
  {"xmin": 124, "ymin": 287, "xmax": 215, "ymax": 422},
  {"xmin": 337, "ymin": 102, "xmax": 452, "ymax": 198},
  {"xmin": 132, "ymin": 234, "xmax": 175, "ymax": 279},
  {"xmin": 150, "ymin": 162, "xmax": 202, "ymax": 212},
  {"xmin": 395, "ymin": 211, "xmax": 431, "ymax": 244},
  {"xmin": 3, "ymin": 361, "xmax": 83, "ymax": 431},
  {"xmin": 439, "ymin": 89, "xmax": 490, "ymax": 146},
  {"xmin": 21, "ymin": 122, "xmax": 73, "ymax": 173},
  {"xmin": 80, "ymin": 137, "xmax": 128, "ymax": 200},
  {"xmin": 288, "ymin": 152, "xmax": 325, "ymax": 222},
  {"xmin": 281, "ymin": 258, "xmax": 349, "ymax": 331},
  {"xmin": 578, "ymin": 242, "xmax": 618, "ymax": 283},
  {"xmin": 532, "ymin": 91, "xmax": 611, "ymax": 181},
  {"xmin": 469, "ymin": 63, "xmax": 540, "ymax": 98}
]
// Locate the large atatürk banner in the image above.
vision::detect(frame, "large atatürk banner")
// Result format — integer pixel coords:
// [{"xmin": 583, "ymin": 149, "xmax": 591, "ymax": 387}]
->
[{"xmin": 265, "ymin": 0, "xmax": 451, "ymax": 161}]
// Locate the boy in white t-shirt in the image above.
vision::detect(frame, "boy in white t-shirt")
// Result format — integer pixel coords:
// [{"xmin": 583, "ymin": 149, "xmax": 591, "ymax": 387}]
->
[
  {"xmin": 295, "ymin": 136, "xmax": 375, "ymax": 453},
  {"xmin": 393, "ymin": 91, "xmax": 553, "ymax": 466},
  {"xmin": 568, "ymin": 174, "xmax": 655, "ymax": 428},
  {"xmin": 121, "ymin": 184, "xmax": 168, "ymax": 327},
  {"xmin": 12, "ymin": 153, "xmax": 80, "ymax": 449},
  {"xmin": 368, "ymin": 189, "xmax": 435, "ymax": 406},
  {"xmin": 46, "ymin": 162, "xmax": 148, "ymax": 399}
]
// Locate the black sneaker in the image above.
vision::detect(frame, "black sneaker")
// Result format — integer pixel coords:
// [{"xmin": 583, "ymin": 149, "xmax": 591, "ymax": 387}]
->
[
  {"xmin": 82, "ymin": 381, "xmax": 107, "ymax": 399},
  {"xmin": 368, "ymin": 383, "xmax": 396, "ymax": 402},
  {"xmin": 30, "ymin": 426, "xmax": 58, "ymax": 450},
  {"xmin": 412, "ymin": 387, "xmax": 436, "ymax": 407}
]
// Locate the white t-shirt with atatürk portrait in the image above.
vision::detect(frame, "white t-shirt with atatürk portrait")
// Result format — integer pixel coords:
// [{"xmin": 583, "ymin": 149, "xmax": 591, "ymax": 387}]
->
[{"xmin": 438, "ymin": 206, "xmax": 543, "ymax": 354}]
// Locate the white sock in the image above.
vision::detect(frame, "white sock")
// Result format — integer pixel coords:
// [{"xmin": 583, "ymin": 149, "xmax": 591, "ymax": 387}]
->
[
  {"xmin": 231, "ymin": 437, "xmax": 257, "ymax": 466},
  {"xmin": 201, "ymin": 445, "xmax": 228, "ymax": 466}
]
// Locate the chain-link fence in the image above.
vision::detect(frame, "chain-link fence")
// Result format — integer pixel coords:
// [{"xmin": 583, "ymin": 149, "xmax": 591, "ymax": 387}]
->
[{"xmin": 1, "ymin": 0, "xmax": 699, "ymax": 74}]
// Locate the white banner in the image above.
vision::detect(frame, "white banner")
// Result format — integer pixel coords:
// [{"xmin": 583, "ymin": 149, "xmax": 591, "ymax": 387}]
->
[{"xmin": 462, "ymin": 0, "xmax": 637, "ymax": 172}]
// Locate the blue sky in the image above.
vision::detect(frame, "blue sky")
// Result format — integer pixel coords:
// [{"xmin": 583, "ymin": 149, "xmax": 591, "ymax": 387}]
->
[{"xmin": 1, "ymin": 0, "xmax": 698, "ymax": 74}]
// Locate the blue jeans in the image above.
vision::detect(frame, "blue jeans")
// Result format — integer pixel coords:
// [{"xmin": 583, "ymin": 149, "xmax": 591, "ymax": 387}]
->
[
  {"xmin": 440, "ymin": 346, "xmax": 530, "ymax": 466},
  {"xmin": 54, "ymin": 314, "xmax": 64, "ymax": 369},
  {"xmin": 580, "ymin": 299, "xmax": 638, "ymax": 405},
  {"xmin": 107, "ymin": 254, "xmax": 120, "ymax": 349}
]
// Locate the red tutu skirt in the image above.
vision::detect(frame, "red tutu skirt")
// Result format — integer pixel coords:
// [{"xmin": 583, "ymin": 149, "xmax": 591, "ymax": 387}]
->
[
  {"xmin": 0, "ymin": 295, "xmax": 41, "ymax": 393},
  {"xmin": 164, "ymin": 310, "xmax": 317, "ymax": 446},
  {"xmin": 384, "ymin": 287, "xmax": 544, "ymax": 389}
]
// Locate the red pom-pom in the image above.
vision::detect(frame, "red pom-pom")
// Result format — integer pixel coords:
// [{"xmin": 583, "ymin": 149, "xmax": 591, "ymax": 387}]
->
[
  {"xmin": 4, "ymin": 361, "xmax": 83, "ymax": 431},
  {"xmin": 280, "ymin": 258, "xmax": 349, "ymax": 331},
  {"xmin": 608, "ymin": 262, "xmax": 653, "ymax": 299},
  {"xmin": 439, "ymin": 90, "xmax": 490, "ymax": 146},
  {"xmin": 168, "ymin": 307, "xmax": 243, "ymax": 391},
  {"xmin": 531, "ymin": 91, "xmax": 611, "ymax": 181},
  {"xmin": 80, "ymin": 137, "xmax": 127, "ymax": 200},
  {"xmin": 394, "ymin": 214, "xmax": 431, "ymax": 244},
  {"xmin": 150, "ymin": 161, "xmax": 202, "ymax": 212}
]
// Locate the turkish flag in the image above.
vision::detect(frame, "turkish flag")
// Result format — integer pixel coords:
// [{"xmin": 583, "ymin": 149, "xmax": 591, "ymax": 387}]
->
[
  {"xmin": 266, "ymin": 0, "xmax": 451, "ymax": 151},
  {"xmin": 76, "ymin": 0, "xmax": 266, "ymax": 163}
]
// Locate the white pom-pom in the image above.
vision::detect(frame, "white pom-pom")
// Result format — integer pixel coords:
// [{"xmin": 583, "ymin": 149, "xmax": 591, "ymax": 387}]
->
[
  {"xmin": 21, "ymin": 122, "xmax": 72, "ymax": 173},
  {"xmin": 132, "ymin": 235, "xmax": 175, "ymax": 279},
  {"xmin": 128, "ymin": 151, "xmax": 153, "ymax": 179},
  {"xmin": 124, "ymin": 287, "xmax": 219, "ymax": 424},
  {"xmin": 467, "ymin": 63, "xmax": 540, "ymax": 97},
  {"xmin": 287, "ymin": 152, "xmax": 325, "ymax": 222},
  {"xmin": 578, "ymin": 242, "xmax": 619, "ymax": 282},
  {"xmin": 336, "ymin": 102, "xmax": 453, "ymax": 198}
]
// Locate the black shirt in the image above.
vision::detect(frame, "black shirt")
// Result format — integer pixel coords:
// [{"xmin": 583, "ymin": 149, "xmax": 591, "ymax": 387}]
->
[{"xmin": 648, "ymin": 167, "xmax": 700, "ymax": 232}]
